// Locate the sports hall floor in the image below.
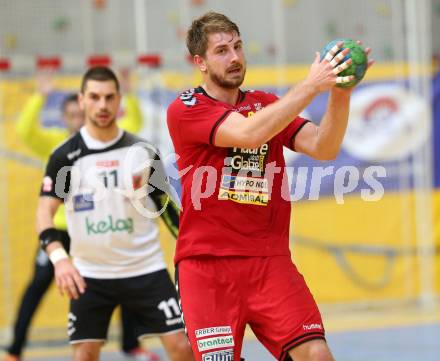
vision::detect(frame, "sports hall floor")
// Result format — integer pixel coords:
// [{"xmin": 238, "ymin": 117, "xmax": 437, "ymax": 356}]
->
[{"xmin": 3, "ymin": 303, "xmax": 440, "ymax": 361}]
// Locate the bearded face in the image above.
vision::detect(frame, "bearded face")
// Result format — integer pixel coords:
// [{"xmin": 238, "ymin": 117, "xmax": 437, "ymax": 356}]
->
[
  {"xmin": 207, "ymin": 60, "xmax": 246, "ymax": 89},
  {"xmin": 201, "ymin": 31, "xmax": 247, "ymax": 90}
]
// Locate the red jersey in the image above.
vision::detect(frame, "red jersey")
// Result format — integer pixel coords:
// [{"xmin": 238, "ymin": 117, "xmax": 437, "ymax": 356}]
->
[{"xmin": 167, "ymin": 87, "xmax": 308, "ymax": 263}]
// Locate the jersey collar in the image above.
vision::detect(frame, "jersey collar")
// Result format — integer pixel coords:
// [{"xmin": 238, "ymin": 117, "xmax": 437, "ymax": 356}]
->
[
  {"xmin": 80, "ymin": 127, "xmax": 124, "ymax": 150},
  {"xmin": 195, "ymin": 86, "xmax": 246, "ymax": 106}
]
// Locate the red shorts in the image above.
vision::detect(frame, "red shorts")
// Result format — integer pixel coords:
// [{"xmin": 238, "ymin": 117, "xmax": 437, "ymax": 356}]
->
[{"xmin": 176, "ymin": 256, "xmax": 325, "ymax": 361}]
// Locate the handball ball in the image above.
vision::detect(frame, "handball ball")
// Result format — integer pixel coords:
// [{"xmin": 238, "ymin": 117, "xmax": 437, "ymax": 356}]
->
[{"xmin": 321, "ymin": 38, "xmax": 367, "ymax": 88}]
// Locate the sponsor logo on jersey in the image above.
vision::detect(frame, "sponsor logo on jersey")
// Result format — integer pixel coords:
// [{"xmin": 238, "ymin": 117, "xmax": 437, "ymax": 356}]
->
[
  {"xmin": 218, "ymin": 190, "xmax": 268, "ymax": 206},
  {"xmin": 235, "ymin": 104, "xmax": 251, "ymax": 112},
  {"xmin": 132, "ymin": 175, "xmax": 142, "ymax": 190},
  {"xmin": 67, "ymin": 148, "xmax": 81, "ymax": 160},
  {"xmin": 228, "ymin": 144, "xmax": 269, "ymax": 175},
  {"xmin": 85, "ymin": 215, "xmax": 133, "ymax": 235},
  {"xmin": 42, "ymin": 176, "xmax": 53, "ymax": 192},
  {"xmin": 219, "ymin": 174, "xmax": 269, "ymax": 206},
  {"xmin": 220, "ymin": 175, "xmax": 268, "ymax": 193},
  {"xmin": 180, "ymin": 89, "xmax": 197, "ymax": 107},
  {"xmin": 302, "ymin": 323, "xmax": 323, "ymax": 331},
  {"xmin": 73, "ymin": 194, "xmax": 94, "ymax": 212},
  {"xmin": 202, "ymin": 349, "xmax": 234, "ymax": 361},
  {"xmin": 219, "ymin": 143, "xmax": 270, "ymax": 206},
  {"xmin": 96, "ymin": 160, "xmax": 119, "ymax": 167},
  {"xmin": 197, "ymin": 335, "xmax": 234, "ymax": 352},
  {"xmin": 195, "ymin": 326, "xmax": 232, "ymax": 339}
]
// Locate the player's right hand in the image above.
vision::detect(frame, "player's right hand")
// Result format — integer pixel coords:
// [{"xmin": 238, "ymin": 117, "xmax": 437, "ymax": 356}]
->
[
  {"xmin": 54, "ymin": 259, "xmax": 86, "ymax": 299},
  {"xmin": 305, "ymin": 42, "xmax": 354, "ymax": 93}
]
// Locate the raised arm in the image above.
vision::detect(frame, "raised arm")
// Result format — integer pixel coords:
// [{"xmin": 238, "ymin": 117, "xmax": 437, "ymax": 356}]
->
[
  {"xmin": 293, "ymin": 87, "xmax": 352, "ymax": 161},
  {"xmin": 294, "ymin": 46, "xmax": 373, "ymax": 160},
  {"xmin": 118, "ymin": 69, "xmax": 144, "ymax": 134},
  {"xmin": 118, "ymin": 95, "xmax": 143, "ymax": 133},
  {"xmin": 214, "ymin": 46, "xmax": 353, "ymax": 149},
  {"xmin": 15, "ymin": 72, "xmax": 68, "ymax": 159}
]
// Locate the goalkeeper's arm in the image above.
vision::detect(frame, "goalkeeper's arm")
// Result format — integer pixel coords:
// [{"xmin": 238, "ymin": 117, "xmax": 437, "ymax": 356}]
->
[
  {"xmin": 118, "ymin": 95, "xmax": 143, "ymax": 134},
  {"xmin": 16, "ymin": 94, "xmax": 68, "ymax": 159}
]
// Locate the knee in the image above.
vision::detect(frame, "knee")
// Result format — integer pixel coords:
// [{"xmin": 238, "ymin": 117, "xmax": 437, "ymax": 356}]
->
[
  {"xmin": 73, "ymin": 342, "xmax": 102, "ymax": 361},
  {"xmin": 289, "ymin": 340, "xmax": 334, "ymax": 361},
  {"xmin": 166, "ymin": 337, "xmax": 194, "ymax": 361},
  {"xmin": 309, "ymin": 346, "xmax": 333, "ymax": 361}
]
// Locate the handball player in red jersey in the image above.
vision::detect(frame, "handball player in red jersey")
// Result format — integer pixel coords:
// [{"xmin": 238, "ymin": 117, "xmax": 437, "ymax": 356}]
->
[{"xmin": 167, "ymin": 11, "xmax": 373, "ymax": 361}]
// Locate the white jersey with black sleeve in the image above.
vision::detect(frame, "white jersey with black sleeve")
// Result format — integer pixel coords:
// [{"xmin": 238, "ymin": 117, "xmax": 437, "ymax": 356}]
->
[{"xmin": 41, "ymin": 127, "xmax": 169, "ymax": 279}]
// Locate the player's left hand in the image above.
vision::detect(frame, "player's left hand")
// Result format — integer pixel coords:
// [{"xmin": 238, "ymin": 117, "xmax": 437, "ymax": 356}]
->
[{"xmin": 332, "ymin": 41, "xmax": 374, "ymax": 95}]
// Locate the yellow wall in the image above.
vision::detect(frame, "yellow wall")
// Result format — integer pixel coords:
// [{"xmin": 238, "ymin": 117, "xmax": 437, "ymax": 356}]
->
[{"xmin": 292, "ymin": 192, "xmax": 440, "ymax": 303}]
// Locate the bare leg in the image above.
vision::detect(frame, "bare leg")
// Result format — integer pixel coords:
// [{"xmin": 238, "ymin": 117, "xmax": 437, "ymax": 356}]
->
[
  {"xmin": 287, "ymin": 339, "xmax": 335, "ymax": 361},
  {"xmin": 159, "ymin": 331, "xmax": 195, "ymax": 361},
  {"xmin": 72, "ymin": 341, "xmax": 103, "ymax": 361}
]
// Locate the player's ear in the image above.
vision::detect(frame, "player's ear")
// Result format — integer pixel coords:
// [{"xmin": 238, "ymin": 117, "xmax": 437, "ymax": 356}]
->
[{"xmin": 194, "ymin": 55, "xmax": 207, "ymax": 72}]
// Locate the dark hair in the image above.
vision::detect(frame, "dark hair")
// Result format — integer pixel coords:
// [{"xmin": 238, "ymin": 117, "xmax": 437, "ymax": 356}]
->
[
  {"xmin": 61, "ymin": 93, "xmax": 78, "ymax": 113},
  {"xmin": 186, "ymin": 11, "xmax": 240, "ymax": 57},
  {"xmin": 80, "ymin": 66, "xmax": 120, "ymax": 93}
]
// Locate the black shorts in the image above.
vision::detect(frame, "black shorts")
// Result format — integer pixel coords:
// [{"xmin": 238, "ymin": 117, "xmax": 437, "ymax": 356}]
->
[{"xmin": 68, "ymin": 269, "xmax": 184, "ymax": 343}]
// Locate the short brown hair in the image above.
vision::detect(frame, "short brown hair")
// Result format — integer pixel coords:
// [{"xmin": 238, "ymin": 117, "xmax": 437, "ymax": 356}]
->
[
  {"xmin": 186, "ymin": 12, "xmax": 240, "ymax": 57},
  {"xmin": 80, "ymin": 66, "xmax": 120, "ymax": 93}
]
